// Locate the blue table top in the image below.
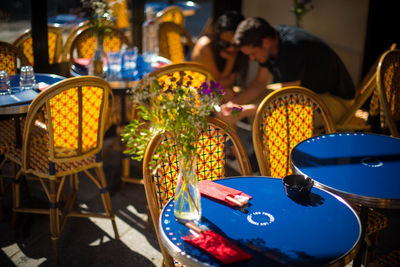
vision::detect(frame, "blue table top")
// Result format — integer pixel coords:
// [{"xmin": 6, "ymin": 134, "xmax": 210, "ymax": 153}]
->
[
  {"xmin": 160, "ymin": 176, "xmax": 361, "ymax": 266},
  {"xmin": 146, "ymin": 1, "xmax": 200, "ymax": 13},
  {"xmin": 291, "ymin": 133, "xmax": 400, "ymax": 208},
  {"xmin": 0, "ymin": 74, "xmax": 65, "ymax": 108}
]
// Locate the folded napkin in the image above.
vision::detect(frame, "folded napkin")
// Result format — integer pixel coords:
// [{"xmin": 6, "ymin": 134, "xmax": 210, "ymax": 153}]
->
[
  {"xmin": 182, "ymin": 229, "xmax": 253, "ymax": 264},
  {"xmin": 37, "ymin": 82, "xmax": 50, "ymax": 91},
  {"xmin": 199, "ymin": 180, "xmax": 252, "ymax": 207}
]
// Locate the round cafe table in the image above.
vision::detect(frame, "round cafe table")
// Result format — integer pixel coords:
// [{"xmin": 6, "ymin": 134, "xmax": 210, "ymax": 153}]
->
[
  {"xmin": 159, "ymin": 176, "xmax": 361, "ymax": 267},
  {"xmin": 291, "ymin": 133, "xmax": 400, "ymax": 266}
]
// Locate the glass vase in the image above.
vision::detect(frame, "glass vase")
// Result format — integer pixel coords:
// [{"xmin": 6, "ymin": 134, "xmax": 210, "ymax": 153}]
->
[
  {"xmin": 89, "ymin": 32, "xmax": 105, "ymax": 77},
  {"xmin": 174, "ymin": 152, "xmax": 201, "ymax": 221}
]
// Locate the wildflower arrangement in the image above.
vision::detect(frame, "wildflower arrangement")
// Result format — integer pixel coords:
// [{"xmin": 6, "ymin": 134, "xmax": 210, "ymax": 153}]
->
[
  {"xmin": 81, "ymin": 0, "xmax": 118, "ymax": 36},
  {"xmin": 291, "ymin": 0, "xmax": 314, "ymax": 28},
  {"xmin": 122, "ymin": 71, "xmax": 225, "ymax": 165}
]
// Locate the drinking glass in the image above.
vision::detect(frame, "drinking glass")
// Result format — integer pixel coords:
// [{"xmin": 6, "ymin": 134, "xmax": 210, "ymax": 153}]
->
[
  {"xmin": 107, "ymin": 51, "xmax": 122, "ymax": 81},
  {"xmin": 20, "ymin": 65, "xmax": 36, "ymax": 90},
  {"xmin": 0, "ymin": 71, "xmax": 11, "ymax": 95},
  {"xmin": 122, "ymin": 48, "xmax": 138, "ymax": 80}
]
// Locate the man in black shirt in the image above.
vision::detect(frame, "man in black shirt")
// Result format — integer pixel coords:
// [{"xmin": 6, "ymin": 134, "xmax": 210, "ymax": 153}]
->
[{"xmin": 218, "ymin": 17, "xmax": 355, "ymax": 124}]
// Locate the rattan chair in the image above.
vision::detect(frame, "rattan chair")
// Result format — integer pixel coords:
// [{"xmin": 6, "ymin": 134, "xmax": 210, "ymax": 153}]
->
[
  {"xmin": 253, "ymin": 86, "xmax": 335, "ymax": 178},
  {"xmin": 158, "ymin": 22, "xmax": 193, "ymax": 64},
  {"xmin": 5, "ymin": 76, "xmax": 118, "ymax": 262},
  {"xmin": 143, "ymin": 116, "xmax": 252, "ymax": 267},
  {"xmin": 67, "ymin": 25, "xmax": 131, "ymax": 65},
  {"xmin": 337, "ymin": 43, "xmax": 397, "ymax": 133},
  {"xmin": 156, "ymin": 5, "xmax": 185, "ymax": 26},
  {"xmin": 13, "ymin": 25, "xmax": 63, "ymax": 65},
  {"xmin": 0, "ymin": 41, "xmax": 30, "ymax": 74},
  {"xmin": 121, "ymin": 62, "xmax": 215, "ymax": 192}
]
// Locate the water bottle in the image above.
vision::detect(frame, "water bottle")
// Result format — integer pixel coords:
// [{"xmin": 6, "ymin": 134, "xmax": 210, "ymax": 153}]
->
[{"xmin": 142, "ymin": 7, "xmax": 159, "ymax": 55}]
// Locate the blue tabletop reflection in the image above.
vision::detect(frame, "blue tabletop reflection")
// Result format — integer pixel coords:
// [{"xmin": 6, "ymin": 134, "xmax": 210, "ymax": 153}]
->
[
  {"xmin": 160, "ymin": 177, "xmax": 360, "ymax": 266},
  {"xmin": 291, "ymin": 133, "xmax": 400, "ymax": 200},
  {"xmin": 0, "ymin": 74, "xmax": 65, "ymax": 107}
]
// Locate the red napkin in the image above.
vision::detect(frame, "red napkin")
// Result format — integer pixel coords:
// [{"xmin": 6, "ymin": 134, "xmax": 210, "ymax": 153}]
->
[
  {"xmin": 199, "ymin": 180, "xmax": 252, "ymax": 207},
  {"xmin": 74, "ymin": 58, "xmax": 91, "ymax": 67},
  {"xmin": 182, "ymin": 230, "xmax": 253, "ymax": 264}
]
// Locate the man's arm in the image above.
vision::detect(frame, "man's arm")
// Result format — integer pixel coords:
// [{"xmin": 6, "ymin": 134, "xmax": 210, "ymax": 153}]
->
[{"xmin": 231, "ymin": 66, "xmax": 271, "ymax": 105}]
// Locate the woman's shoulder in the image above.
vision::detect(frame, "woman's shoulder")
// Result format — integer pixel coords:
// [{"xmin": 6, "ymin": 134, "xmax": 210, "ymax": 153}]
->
[
  {"xmin": 196, "ymin": 35, "xmax": 212, "ymax": 47},
  {"xmin": 192, "ymin": 35, "xmax": 213, "ymax": 60}
]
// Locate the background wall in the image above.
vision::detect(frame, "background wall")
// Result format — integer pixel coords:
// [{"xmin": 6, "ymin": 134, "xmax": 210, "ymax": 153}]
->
[{"xmin": 242, "ymin": 0, "xmax": 369, "ymax": 86}]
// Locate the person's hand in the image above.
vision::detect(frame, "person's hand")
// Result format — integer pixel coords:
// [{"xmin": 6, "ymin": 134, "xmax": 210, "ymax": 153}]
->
[
  {"xmin": 222, "ymin": 87, "xmax": 235, "ymax": 103},
  {"xmin": 216, "ymin": 101, "xmax": 242, "ymax": 125}
]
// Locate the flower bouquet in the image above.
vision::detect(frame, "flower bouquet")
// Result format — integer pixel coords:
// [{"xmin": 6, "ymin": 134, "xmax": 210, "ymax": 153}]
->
[{"xmin": 123, "ymin": 71, "xmax": 226, "ymax": 221}]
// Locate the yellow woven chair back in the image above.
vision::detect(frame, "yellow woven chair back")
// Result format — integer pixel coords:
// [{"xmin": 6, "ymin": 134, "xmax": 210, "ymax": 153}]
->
[
  {"xmin": 22, "ymin": 76, "xmax": 112, "ymax": 170},
  {"xmin": 13, "ymin": 26, "xmax": 63, "ymax": 65},
  {"xmin": 375, "ymin": 49, "xmax": 400, "ymax": 137},
  {"xmin": 253, "ymin": 86, "xmax": 335, "ymax": 178},
  {"xmin": 156, "ymin": 5, "xmax": 185, "ymax": 26},
  {"xmin": 149, "ymin": 62, "xmax": 212, "ymax": 89},
  {"xmin": 68, "ymin": 26, "xmax": 131, "ymax": 64},
  {"xmin": 158, "ymin": 22, "xmax": 193, "ymax": 64},
  {"xmin": 0, "ymin": 41, "xmax": 29, "ymax": 75},
  {"xmin": 143, "ymin": 117, "xmax": 251, "ymax": 266}
]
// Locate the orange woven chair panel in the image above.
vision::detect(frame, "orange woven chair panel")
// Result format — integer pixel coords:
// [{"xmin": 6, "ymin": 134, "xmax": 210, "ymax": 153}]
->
[
  {"xmin": 151, "ymin": 124, "xmax": 234, "ymax": 209},
  {"xmin": 157, "ymin": 70, "xmax": 207, "ymax": 90},
  {"xmin": 72, "ymin": 28, "xmax": 129, "ymax": 61},
  {"xmin": 0, "ymin": 119, "xmax": 24, "ymax": 154},
  {"xmin": 158, "ymin": 22, "xmax": 193, "ymax": 64},
  {"xmin": 0, "ymin": 41, "xmax": 28, "ymax": 75},
  {"xmin": 49, "ymin": 86, "xmax": 103, "ymax": 158},
  {"xmin": 261, "ymin": 93, "xmax": 320, "ymax": 178},
  {"xmin": 19, "ymin": 31, "xmax": 59, "ymax": 65}
]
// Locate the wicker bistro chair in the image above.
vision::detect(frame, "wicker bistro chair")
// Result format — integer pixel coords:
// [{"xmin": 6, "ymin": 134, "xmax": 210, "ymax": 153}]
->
[
  {"xmin": 143, "ymin": 117, "xmax": 252, "ymax": 267},
  {"xmin": 337, "ymin": 43, "xmax": 397, "ymax": 133},
  {"xmin": 158, "ymin": 22, "xmax": 193, "ymax": 64},
  {"xmin": 121, "ymin": 62, "xmax": 215, "ymax": 192},
  {"xmin": 253, "ymin": 87, "xmax": 387, "ymax": 239},
  {"xmin": 5, "ymin": 76, "xmax": 118, "ymax": 262},
  {"xmin": 156, "ymin": 5, "xmax": 185, "ymax": 26},
  {"xmin": 0, "ymin": 41, "xmax": 30, "ymax": 74},
  {"xmin": 253, "ymin": 86, "xmax": 335, "ymax": 178},
  {"xmin": 13, "ymin": 25, "xmax": 63, "ymax": 65},
  {"xmin": 374, "ymin": 48, "xmax": 400, "ymax": 137},
  {"xmin": 67, "ymin": 25, "xmax": 131, "ymax": 65}
]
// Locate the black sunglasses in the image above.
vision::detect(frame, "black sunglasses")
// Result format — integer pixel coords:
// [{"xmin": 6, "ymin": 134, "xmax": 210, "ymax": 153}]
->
[{"xmin": 217, "ymin": 40, "xmax": 234, "ymax": 49}]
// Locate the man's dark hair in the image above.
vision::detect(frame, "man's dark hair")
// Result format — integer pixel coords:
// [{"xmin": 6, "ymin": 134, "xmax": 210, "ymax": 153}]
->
[{"xmin": 233, "ymin": 17, "xmax": 276, "ymax": 47}]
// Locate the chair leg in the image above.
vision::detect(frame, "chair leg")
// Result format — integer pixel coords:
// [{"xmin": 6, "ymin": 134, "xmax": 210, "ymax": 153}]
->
[
  {"xmin": 120, "ymin": 157, "xmax": 130, "ymax": 195},
  {"xmin": 95, "ymin": 166, "xmax": 119, "ymax": 239},
  {"xmin": 49, "ymin": 180, "xmax": 60, "ymax": 263},
  {"xmin": 11, "ymin": 169, "xmax": 22, "ymax": 229}
]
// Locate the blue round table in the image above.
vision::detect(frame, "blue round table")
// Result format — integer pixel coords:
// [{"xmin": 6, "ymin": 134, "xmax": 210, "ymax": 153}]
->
[
  {"xmin": 159, "ymin": 176, "xmax": 361, "ymax": 266},
  {"xmin": 291, "ymin": 133, "xmax": 400, "ymax": 209}
]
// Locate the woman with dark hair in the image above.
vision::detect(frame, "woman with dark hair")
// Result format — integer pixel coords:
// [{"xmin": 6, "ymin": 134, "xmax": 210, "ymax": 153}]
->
[{"xmin": 191, "ymin": 11, "xmax": 248, "ymax": 100}]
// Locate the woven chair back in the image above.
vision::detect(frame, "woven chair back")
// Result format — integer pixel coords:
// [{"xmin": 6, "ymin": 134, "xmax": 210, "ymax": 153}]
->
[
  {"xmin": 149, "ymin": 62, "xmax": 213, "ymax": 89},
  {"xmin": 22, "ymin": 76, "xmax": 112, "ymax": 170},
  {"xmin": 13, "ymin": 25, "xmax": 63, "ymax": 65},
  {"xmin": 156, "ymin": 5, "xmax": 185, "ymax": 26},
  {"xmin": 0, "ymin": 41, "xmax": 29, "ymax": 75},
  {"xmin": 158, "ymin": 22, "xmax": 193, "ymax": 64},
  {"xmin": 253, "ymin": 86, "xmax": 335, "ymax": 178},
  {"xmin": 143, "ymin": 117, "xmax": 251, "ymax": 266},
  {"xmin": 375, "ymin": 49, "xmax": 400, "ymax": 137},
  {"xmin": 68, "ymin": 25, "xmax": 131, "ymax": 65}
]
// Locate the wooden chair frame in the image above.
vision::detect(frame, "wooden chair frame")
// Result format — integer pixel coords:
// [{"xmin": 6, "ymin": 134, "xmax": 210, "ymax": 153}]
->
[
  {"xmin": 158, "ymin": 22, "xmax": 193, "ymax": 64},
  {"xmin": 13, "ymin": 25, "xmax": 63, "ymax": 64},
  {"xmin": 7, "ymin": 76, "xmax": 118, "ymax": 262},
  {"xmin": 375, "ymin": 49, "xmax": 400, "ymax": 137},
  {"xmin": 143, "ymin": 116, "xmax": 252, "ymax": 267},
  {"xmin": 337, "ymin": 43, "xmax": 397, "ymax": 131},
  {"xmin": 156, "ymin": 5, "xmax": 185, "ymax": 26},
  {"xmin": 253, "ymin": 86, "xmax": 335, "ymax": 177}
]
